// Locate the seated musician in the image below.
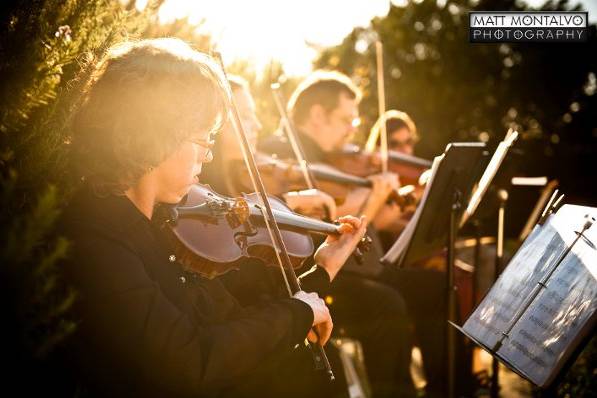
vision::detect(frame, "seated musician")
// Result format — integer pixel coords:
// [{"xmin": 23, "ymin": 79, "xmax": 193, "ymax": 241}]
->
[
  {"xmin": 372, "ymin": 109, "xmax": 419, "ymax": 156},
  {"xmin": 60, "ymin": 38, "xmax": 367, "ymax": 398},
  {"xmin": 201, "ymin": 74, "xmax": 418, "ymax": 397},
  {"xmin": 260, "ymin": 70, "xmax": 461, "ymax": 398},
  {"xmin": 203, "ymin": 75, "xmax": 338, "ymax": 221},
  {"xmin": 370, "ymin": 110, "xmax": 422, "ymax": 237}
]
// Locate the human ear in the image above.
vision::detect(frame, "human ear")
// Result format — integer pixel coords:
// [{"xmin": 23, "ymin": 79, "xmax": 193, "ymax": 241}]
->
[{"xmin": 309, "ymin": 104, "xmax": 327, "ymax": 127}]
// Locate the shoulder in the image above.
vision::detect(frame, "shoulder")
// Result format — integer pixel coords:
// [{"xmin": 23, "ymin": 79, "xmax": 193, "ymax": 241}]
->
[
  {"xmin": 60, "ymin": 190, "xmax": 154, "ymax": 295},
  {"xmin": 258, "ymin": 130, "xmax": 292, "ymax": 158},
  {"xmin": 66, "ymin": 228, "xmax": 154, "ymax": 296}
]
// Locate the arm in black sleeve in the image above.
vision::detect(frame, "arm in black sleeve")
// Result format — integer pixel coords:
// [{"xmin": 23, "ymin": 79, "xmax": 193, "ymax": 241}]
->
[
  {"xmin": 69, "ymin": 235, "xmax": 313, "ymax": 396},
  {"xmin": 298, "ymin": 264, "xmax": 331, "ymax": 295},
  {"xmin": 258, "ymin": 131, "xmax": 294, "ymax": 159}
]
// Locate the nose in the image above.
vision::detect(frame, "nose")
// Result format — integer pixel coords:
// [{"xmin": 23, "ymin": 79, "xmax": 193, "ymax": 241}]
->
[
  {"xmin": 197, "ymin": 147, "xmax": 213, "ymax": 165},
  {"xmin": 204, "ymin": 149, "xmax": 214, "ymax": 163}
]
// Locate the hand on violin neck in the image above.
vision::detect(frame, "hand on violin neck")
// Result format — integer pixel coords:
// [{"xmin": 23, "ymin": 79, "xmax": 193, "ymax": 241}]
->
[
  {"xmin": 282, "ymin": 189, "xmax": 337, "ymax": 221},
  {"xmin": 293, "ymin": 291, "xmax": 333, "ymax": 346},
  {"xmin": 313, "ymin": 215, "xmax": 368, "ymax": 281},
  {"xmin": 361, "ymin": 172, "xmax": 400, "ymax": 220}
]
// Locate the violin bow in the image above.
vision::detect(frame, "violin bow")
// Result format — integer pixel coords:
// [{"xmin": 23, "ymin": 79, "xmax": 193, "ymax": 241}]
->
[
  {"xmin": 365, "ymin": 41, "xmax": 389, "ymax": 173},
  {"xmin": 213, "ymin": 52, "xmax": 335, "ymax": 381},
  {"xmin": 271, "ymin": 82, "xmax": 319, "ymax": 191}
]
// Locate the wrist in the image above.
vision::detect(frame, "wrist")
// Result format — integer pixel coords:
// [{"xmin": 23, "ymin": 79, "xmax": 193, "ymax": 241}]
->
[{"xmin": 317, "ymin": 261, "xmax": 339, "ymax": 281}]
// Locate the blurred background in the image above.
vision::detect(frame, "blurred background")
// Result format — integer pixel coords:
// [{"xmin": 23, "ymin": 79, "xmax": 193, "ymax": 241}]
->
[{"xmin": 0, "ymin": 0, "xmax": 595, "ymax": 396}]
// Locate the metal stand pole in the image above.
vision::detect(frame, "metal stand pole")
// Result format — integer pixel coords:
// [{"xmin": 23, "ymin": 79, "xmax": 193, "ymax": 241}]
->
[
  {"xmin": 472, "ymin": 220, "xmax": 481, "ymax": 309},
  {"xmin": 490, "ymin": 189, "xmax": 508, "ymax": 398},
  {"xmin": 447, "ymin": 189, "xmax": 462, "ymax": 398}
]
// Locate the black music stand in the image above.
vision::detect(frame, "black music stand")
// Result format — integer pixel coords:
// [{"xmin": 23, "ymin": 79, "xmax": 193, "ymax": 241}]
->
[
  {"xmin": 453, "ymin": 204, "xmax": 597, "ymax": 391},
  {"xmin": 381, "ymin": 142, "xmax": 487, "ymax": 398}
]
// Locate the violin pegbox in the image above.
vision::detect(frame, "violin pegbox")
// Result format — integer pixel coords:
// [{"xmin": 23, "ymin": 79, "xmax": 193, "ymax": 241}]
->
[
  {"xmin": 354, "ymin": 235, "xmax": 373, "ymax": 265},
  {"xmin": 225, "ymin": 197, "xmax": 250, "ymax": 229}
]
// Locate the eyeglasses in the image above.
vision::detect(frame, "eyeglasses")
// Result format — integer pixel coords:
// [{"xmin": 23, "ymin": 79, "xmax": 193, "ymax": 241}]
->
[
  {"xmin": 188, "ymin": 136, "xmax": 216, "ymax": 162},
  {"xmin": 389, "ymin": 137, "xmax": 415, "ymax": 149},
  {"xmin": 188, "ymin": 137, "xmax": 216, "ymax": 150}
]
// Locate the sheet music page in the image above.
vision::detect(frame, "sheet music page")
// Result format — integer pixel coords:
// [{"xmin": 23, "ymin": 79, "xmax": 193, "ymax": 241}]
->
[
  {"xmin": 380, "ymin": 154, "xmax": 443, "ymax": 265},
  {"xmin": 463, "ymin": 205, "xmax": 597, "ymax": 387},
  {"xmin": 461, "ymin": 131, "xmax": 518, "ymax": 226}
]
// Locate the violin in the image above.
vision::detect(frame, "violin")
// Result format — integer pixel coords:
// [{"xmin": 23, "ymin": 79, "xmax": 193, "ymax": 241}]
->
[
  {"xmin": 323, "ymin": 41, "xmax": 432, "ymax": 188},
  {"xmin": 243, "ymin": 153, "xmax": 417, "ymax": 210},
  {"xmin": 161, "ymin": 184, "xmax": 370, "ymax": 279},
  {"xmin": 326, "ymin": 143, "xmax": 432, "ymax": 187},
  {"xmin": 268, "ymin": 83, "xmax": 416, "ymax": 211}
]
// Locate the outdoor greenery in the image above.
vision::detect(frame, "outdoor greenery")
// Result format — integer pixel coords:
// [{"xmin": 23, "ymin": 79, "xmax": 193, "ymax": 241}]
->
[{"xmin": 0, "ymin": 0, "xmax": 161, "ymax": 393}]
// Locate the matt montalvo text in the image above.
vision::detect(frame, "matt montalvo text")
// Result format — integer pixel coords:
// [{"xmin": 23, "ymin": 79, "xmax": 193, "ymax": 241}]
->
[{"xmin": 469, "ymin": 11, "xmax": 588, "ymax": 43}]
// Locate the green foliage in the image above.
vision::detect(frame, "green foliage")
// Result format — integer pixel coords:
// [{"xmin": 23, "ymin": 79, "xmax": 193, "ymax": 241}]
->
[
  {"xmin": 553, "ymin": 336, "xmax": 597, "ymax": 398},
  {"xmin": 142, "ymin": 13, "xmax": 212, "ymax": 50},
  {"xmin": 0, "ymin": 0, "xmax": 159, "ymax": 377}
]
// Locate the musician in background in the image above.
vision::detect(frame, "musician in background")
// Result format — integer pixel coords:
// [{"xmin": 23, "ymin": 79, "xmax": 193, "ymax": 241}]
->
[
  {"xmin": 203, "ymin": 75, "xmax": 338, "ymax": 221},
  {"xmin": 371, "ymin": 110, "xmax": 419, "ymax": 156},
  {"xmin": 261, "ymin": 70, "xmax": 458, "ymax": 398},
  {"xmin": 203, "ymin": 75, "xmax": 418, "ymax": 397},
  {"xmin": 370, "ymin": 110, "xmax": 423, "ymax": 238}
]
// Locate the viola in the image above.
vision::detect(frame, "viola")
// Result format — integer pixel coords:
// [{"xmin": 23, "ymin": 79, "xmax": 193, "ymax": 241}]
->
[{"xmin": 161, "ymin": 184, "xmax": 371, "ymax": 279}]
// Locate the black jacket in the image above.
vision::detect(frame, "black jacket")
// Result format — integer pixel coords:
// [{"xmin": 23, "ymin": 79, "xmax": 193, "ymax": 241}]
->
[
  {"xmin": 61, "ymin": 186, "xmax": 331, "ymax": 397},
  {"xmin": 259, "ymin": 129, "xmax": 326, "ymax": 163}
]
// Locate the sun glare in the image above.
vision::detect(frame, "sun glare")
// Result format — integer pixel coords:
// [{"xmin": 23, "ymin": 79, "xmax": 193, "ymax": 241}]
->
[{"xmin": 155, "ymin": 0, "xmax": 390, "ymax": 76}]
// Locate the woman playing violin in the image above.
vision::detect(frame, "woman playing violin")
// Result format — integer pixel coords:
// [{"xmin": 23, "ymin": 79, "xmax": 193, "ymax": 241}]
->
[
  {"xmin": 60, "ymin": 38, "xmax": 365, "ymax": 398},
  {"xmin": 371, "ymin": 109, "xmax": 419, "ymax": 156}
]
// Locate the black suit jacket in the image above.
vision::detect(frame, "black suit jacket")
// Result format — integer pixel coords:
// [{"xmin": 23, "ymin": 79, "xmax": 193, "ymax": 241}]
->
[{"xmin": 61, "ymin": 186, "xmax": 330, "ymax": 397}]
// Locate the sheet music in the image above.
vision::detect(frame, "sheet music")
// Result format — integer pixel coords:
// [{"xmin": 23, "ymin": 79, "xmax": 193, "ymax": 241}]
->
[
  {"xmin": 463, "ymin": 205, "xmax": 597, "ymax": 387},
  {"xmin": 380, "ymin": 154, "xmax": 443, "ymax": 265},
  {"xmin": 461, "ymin": 130, "xmax": 518, "ymax": 226}
]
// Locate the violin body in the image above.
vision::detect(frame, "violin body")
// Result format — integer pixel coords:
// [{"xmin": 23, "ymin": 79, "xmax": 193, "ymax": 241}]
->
[{"xmin": 163, "ymin": 184, "xmax": 315, "ymax": 278}]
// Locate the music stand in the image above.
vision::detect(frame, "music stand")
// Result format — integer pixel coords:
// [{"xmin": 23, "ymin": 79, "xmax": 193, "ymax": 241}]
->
[
  {"xmin": 381, "ymin": 142, "xmax": 487, "ymax": 398},
  {"xmin": 453, "ymin": 204, "xmax": 597, "ymax": 390}
]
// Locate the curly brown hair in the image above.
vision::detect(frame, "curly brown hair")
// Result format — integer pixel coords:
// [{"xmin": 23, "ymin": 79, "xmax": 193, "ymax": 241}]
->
[{"xmin": 71, "ymin": 38, "xmax": 227, "ymax": 194}]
